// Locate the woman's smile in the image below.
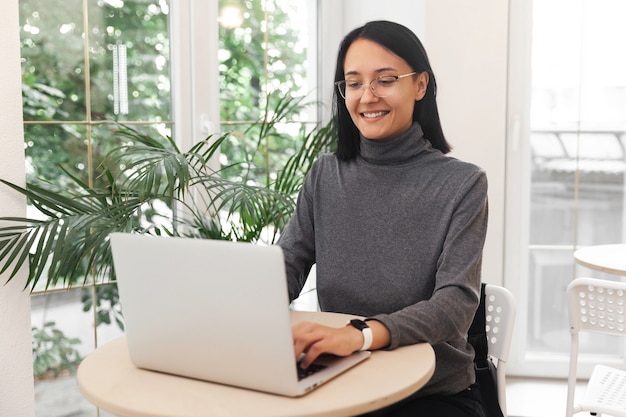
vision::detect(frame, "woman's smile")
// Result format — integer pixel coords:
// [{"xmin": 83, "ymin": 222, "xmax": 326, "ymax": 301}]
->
[{"xmin": 361, "ymin": 110, "xmax": 389, "ymax": 119}]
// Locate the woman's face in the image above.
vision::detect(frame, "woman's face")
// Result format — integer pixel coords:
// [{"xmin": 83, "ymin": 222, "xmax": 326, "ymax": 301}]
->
[{"xmin": 342, "ymin": 38, "xmax": 428, "ymax": 141}]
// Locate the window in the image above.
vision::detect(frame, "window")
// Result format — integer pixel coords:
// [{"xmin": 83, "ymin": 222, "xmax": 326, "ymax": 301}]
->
[
  {"xmin": 21, "ymin": 1, "xmax": 320, "ymax": 414},
  {"xmin": 507, "ymin": 0, "xmax": 626, "ymax": 377},
  {"xmin": 21, "ymin": 1, "xmax": 171, "ymax": 414}
]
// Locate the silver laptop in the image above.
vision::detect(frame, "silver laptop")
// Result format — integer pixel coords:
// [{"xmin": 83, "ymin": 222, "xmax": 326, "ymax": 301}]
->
[{"xmin": 109, "ymin": 233, "xmax": 370, "ymax": 397}]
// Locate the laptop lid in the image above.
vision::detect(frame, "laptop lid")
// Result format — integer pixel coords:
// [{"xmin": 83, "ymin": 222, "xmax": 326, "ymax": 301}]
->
[{"xmin": 109, "ymin": 233, "xmax": 369, "ymax": 397}]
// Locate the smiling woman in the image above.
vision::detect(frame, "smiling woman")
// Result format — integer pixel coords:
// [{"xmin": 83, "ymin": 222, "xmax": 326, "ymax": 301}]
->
[{"xmin": 278, "ymin": 20, "xmax": 490, "ymax": 417}]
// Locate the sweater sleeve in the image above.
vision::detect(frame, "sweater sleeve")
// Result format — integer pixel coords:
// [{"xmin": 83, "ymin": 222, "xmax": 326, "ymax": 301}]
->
[
  {"xmin": 372, "ymin": 169, "xmax": 489, "ymax": 349},
  {"xmin": 277, "ymin": 164, "xmax": 318, "ymax": 302}
]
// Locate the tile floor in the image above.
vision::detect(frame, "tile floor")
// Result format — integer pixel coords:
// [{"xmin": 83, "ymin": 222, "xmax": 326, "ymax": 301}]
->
[{"xmin": 506, "ymin": 376, "xmax": 588, "ymax": 417}]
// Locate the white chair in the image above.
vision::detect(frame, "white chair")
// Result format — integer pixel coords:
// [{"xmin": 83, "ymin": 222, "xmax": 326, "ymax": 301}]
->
[
  {"xmin": 484, "ymin": 284, "xmax": 517, "ymax": 416},
  {"xmin": 566, "ymin": 277, "xmax": 626, "ymax": 417}
]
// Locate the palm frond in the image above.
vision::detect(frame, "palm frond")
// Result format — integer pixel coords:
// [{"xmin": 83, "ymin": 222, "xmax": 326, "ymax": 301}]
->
[
  {"xmin": 0, "ymin": 167, "xmax": 151, "ymax": 287},
  {"xmin": 274, "ymin": 117, "xmax": 336, "ymax": 196},
  {"xmin": 0, "ymin": 94, "xmax": 336, "ymax": 291}
]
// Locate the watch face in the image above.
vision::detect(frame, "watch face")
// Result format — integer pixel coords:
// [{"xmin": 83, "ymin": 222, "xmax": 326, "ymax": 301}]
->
[{"xmin": 350, "ymin": 319, "xmax": 369, "ymax": 330}]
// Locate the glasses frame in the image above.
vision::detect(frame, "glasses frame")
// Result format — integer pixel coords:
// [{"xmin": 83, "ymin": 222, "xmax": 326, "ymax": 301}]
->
[{"xmin": 335, "ymin": 72, "xmax": 417, "ymax": 100}]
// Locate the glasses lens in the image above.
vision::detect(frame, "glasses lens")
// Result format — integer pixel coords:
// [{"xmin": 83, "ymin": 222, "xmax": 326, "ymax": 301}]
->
[
  {"xmin": 336, "ymin": 81, "xmax": 347, "ymax": 99},
  {"xmin": 338, "ymin": 80, "xmax": 366, "ymax": 100},
  {"xmin": 371, "ymin": 76, "xmax": 397, "ymax": 98}
]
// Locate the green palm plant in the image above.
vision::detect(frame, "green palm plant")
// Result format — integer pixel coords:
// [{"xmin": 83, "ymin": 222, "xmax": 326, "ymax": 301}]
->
[{"xmin": 0, "ymin": 93, "xmax": 336, "ymax": 291}]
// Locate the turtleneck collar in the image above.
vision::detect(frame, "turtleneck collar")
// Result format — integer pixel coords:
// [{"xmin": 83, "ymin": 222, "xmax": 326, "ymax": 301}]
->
[{"xmin": 358, "ymin": 122, "xmax": 429, "ymax": 165}]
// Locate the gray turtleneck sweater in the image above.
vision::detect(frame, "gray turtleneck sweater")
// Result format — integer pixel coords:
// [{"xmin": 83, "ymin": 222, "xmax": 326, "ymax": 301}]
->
[{"xmin": 277, "ymin": 122, "xmax": 488, "ymax": 397}]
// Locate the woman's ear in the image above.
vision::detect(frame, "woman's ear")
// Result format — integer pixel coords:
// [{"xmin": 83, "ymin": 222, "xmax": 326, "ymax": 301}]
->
[{"xmin": 415, "ymin": 71, "xmax": 429, "ymax": 101}]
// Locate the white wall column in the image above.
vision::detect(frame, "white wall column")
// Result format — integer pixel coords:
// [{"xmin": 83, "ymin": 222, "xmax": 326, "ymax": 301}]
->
[
  {"xmin": 424, "ymin": 1, "xmax": 509, "ymax": 285},
  {"xmin": 0, "ymin": 1, "xmax": 35, "ymax": 416}
]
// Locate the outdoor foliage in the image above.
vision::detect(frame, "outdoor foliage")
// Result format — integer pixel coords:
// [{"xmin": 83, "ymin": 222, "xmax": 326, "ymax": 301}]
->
[
  {"xmin": 32, "ymin": 321, "xmax": 82, "ymax": 378},
  {"xmin": 20, "ymin": 0, "xmax": 171, "ymax": 190},
  {"xmin": 19, "ymin": 0, "xmax": 311, "ymax": 191}
]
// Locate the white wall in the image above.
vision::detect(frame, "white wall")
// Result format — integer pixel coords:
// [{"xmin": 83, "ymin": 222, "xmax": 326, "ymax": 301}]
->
[
  {"xmin": 0, "ymin": 1, "xmax": 35, "ymax": 416},
  {"xmin": 424, "ymin": 1, "xmax": 508, "ymax": 285},
  {"xmin": 340, "ymin": 0, "xmax": 425, "ymax": 38}
]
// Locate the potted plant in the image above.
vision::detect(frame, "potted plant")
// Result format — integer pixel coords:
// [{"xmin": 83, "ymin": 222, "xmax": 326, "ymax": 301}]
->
[{"xmin": 0, "ymin": 93, "xmax": 335, "ymax": 292}]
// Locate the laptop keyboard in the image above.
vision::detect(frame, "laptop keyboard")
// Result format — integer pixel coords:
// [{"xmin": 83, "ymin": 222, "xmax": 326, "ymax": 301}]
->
[{"xmin": 297, "ymin": 363, "xmax": 327, "ymax": 380}]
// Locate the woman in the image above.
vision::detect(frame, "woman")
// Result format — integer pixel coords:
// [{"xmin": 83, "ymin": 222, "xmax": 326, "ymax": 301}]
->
[{"xmin": 278, "ymin": 20, "xmax": 488, "ymax": 417}]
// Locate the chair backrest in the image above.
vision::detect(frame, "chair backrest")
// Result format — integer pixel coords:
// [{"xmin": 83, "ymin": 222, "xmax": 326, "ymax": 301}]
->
[
  {"xmin": 566, "ymin": 277, "xmax": 626, "ymax": 417},
  {"xmin": 484, "ymin": 284, "xmax": 517, "ymax": 364},
  {"xmin": 567, "ymin": 277, "xmax": 626, "ymax": 337},
  {"xmin": 480, "ymin": 284, "xmax": 516, "ymax": 416}
]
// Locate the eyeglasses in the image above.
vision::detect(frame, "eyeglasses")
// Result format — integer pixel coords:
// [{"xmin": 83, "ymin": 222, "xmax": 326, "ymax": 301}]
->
[{"xmin": 335, "ymin": 72, "xmax": 417, "ymax": 100}]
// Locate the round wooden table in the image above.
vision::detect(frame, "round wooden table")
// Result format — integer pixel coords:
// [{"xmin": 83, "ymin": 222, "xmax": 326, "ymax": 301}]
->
[
  {"xmin": 77, "ymin": 311, "xmax": 435, "ymax": 417},
  {"xmin": 574, "ymin": 244, "xmax": 626, "ymax": 276}
]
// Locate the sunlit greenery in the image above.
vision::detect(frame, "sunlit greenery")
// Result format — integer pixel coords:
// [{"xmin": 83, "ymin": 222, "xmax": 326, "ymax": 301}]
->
[
  {"xmin": 19, "ymin": 0, "xmax": 312, "ymax": 191},
  {"xmin": 219, "ymin": 0, "xmax": 309, "ymax": 121},
  {"xmin": 32, "ymin": 321, "xmax": 82, "ymax": 378},
  {"xmin": 20, "ymin": 0, "xmax": 171, "ymax": 191},
  {"xmin": 218, "ymin": 0, "xmax": 313, "ymax": 184}
]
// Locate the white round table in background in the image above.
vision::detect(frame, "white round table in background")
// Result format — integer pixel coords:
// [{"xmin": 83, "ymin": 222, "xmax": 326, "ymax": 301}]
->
[{"xmin": 574, "ymin": 244, "xmax": 626, "ymax": 276}]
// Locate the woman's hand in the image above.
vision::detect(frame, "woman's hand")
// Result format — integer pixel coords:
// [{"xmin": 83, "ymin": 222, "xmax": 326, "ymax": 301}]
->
[
  {"xmin": 292, "ymin": 319, "xmax": 390, "ymax": 368},
  {"xmin": 292, "ymin": 321, "xmax": 362, "ymax": 368}
]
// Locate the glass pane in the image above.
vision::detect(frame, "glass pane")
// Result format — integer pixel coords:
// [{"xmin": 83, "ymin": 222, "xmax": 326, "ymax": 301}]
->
[
  {"xmin": 218, "ymin": 0, "xmax": 311, "ymax": 122},
  {"xmin": 88, "ymin": 0, "xmax": 171, "ymax": 122},
  {"xmin": 20, "ymin": 0, "xmax": 87, "ymax": 122},
  {"xmin": 91, "ymin": 122, "xmax": 173, "ymax": 183},
  {"xmin": 24, "ymin": 123, "xmax": 90, "ymax": 193},
  {"xmin": 575, "ymin": 132, "xmax": 625, "ymax": 246},
  {"xmin": 264, "ymin": 0, "xmax": 313, "ymax": 99},
  {"xmin": 83, "ymin": 283, "xmax": 126, "ymax": 344},
  {"xmin": 526, "ymin": 248, "xmax": 572, "ymax": 353},
  {"xmin": 530, "ymin": 134, "xmax": 577, "ymax": 247},
  {"xmin": 527, "ymin": 0, "xmax": 626, "ymax": 363},
  {"xmin": 218, "ymin": 0, "xmax": 318, "ymax": 191},
  {"xmin": 31, "ymin": 290, "xmax": 95, "ymax": 416},
  {"xmin": 32, "ymin": 288, "xmax": 121, "ymax": 416},
  {"xmin": 219, "ymin": 0, "xmax": 266, "ymax": 122},
  {"xmin": 220, "ymin": 121, "xmax": 311, "ymax": 185}
]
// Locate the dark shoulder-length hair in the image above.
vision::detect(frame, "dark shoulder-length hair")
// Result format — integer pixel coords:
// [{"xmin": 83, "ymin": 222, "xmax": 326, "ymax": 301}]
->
[{"xmin": 332, "ymin": 20, "xmax": 451, "ymax": 161}]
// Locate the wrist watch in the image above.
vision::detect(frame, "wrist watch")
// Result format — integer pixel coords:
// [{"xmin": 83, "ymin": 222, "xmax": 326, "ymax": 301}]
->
[{"xmin": 348, "ymin": 319, "xmax": 373, "ymax": 351}]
